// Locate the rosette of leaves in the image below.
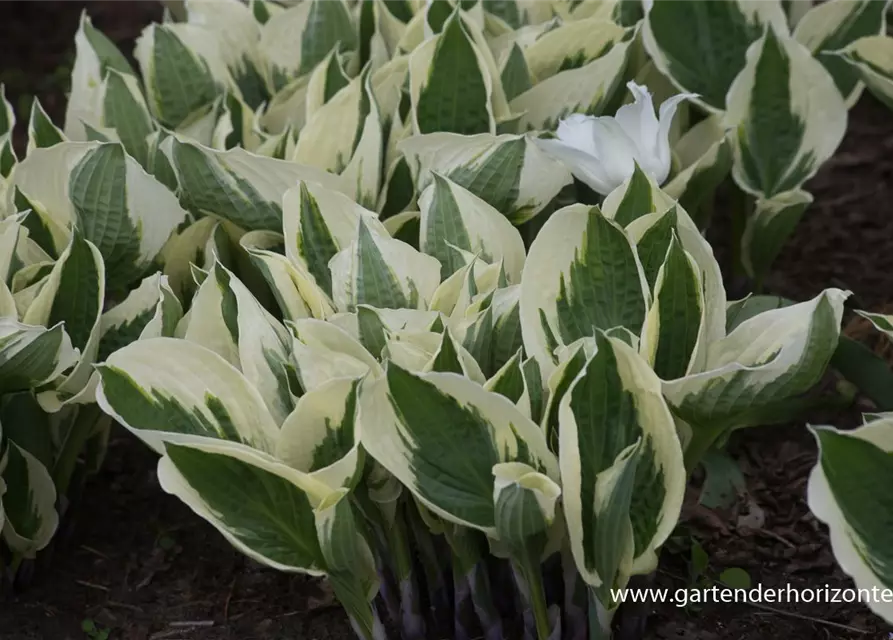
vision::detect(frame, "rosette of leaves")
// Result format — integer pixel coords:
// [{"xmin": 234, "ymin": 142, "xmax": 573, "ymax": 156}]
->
[
  {"xmin": 639, "ymin": 0, "xmax": 891, "ymax": 288},
  {"xmin": 0, "ymin": 83, "xmax": 185, "ymax": 584},
  {"xmin": 95, "ymin": 146, "xmax": 849, "ymax": 638}
]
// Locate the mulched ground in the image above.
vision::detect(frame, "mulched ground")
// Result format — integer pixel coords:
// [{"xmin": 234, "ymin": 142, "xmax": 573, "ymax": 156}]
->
[{"xmin": 2, "ymin": 3, "xmax": 893, "ymax": 639}]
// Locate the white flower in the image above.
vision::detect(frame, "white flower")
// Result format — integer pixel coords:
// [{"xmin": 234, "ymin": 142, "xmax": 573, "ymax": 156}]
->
[{"xmin": 536, "ymin": 82, "xmax": 696, "ymax": 195}]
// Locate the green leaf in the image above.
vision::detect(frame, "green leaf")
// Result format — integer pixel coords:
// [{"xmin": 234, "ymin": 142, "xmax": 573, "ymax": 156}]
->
[
  {"xmin": 139, "ymin": 24, "xmax": 219, "ymax": 129},
  {"xmin": 793, "ymin": 0, "xmax": 889, "ymax": 104},
  {"xmin": 641, "ymin": 234, "xmax": 704, "ymax": 380},
  {"xmin": 726, "ymin": 28, "xmax": 846, "ymax": 198},
  {"xmin": 27, "ymin": 99, "xmax": 65, "ymax": 151},
  {"xmin": 160, "ymin": 441, "xmax": 328, "ymax": 573},
  {"xmin": 101, "ymin": 70, "xmax": 155, "ymax": 168},
  {"xmin": 699, "ymin": 450, "xmax": 746, "ymax": 509},
  {"xmin": 300, "ymin": 0, "xmax": 357, "ymax": 75},
  {"xmin": 643, "ymin": 0, "xmax": 786, "ymax": 111},
  {"xmin": 500, "ymin": 43, "xmax": 532, "ymax": 102},
  {"xmin": 719, "ymin": 567, "xmax": 752, "ymax": 589},
  {"xmin": 412, "ymin": 12, "xmax": 493, "ymax": 135},
  {"xmin": 359, "ymin": 362, "xmax": 558, "ymax": 532},
  {"xmin": 742, "ymin": 189, "xmax": 812, "ymax": 286},
  {"xmin": 835, "ymin": 35, "xmax": 893, "ymax": 112}
]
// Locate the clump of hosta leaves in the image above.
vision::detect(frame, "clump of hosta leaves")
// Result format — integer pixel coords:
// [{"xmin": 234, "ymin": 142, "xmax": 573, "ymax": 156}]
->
[
  {"xmin": 0, "ymin": 73, "xmax": 185, "ymax": 580},
  {"xmin": 95, "ymin": 154, "xmax": 849, "ymax": 638}
]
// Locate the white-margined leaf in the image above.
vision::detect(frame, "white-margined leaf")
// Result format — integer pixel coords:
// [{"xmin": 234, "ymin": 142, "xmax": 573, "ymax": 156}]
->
[
  {"xmin": 383, "ymin": 327, "xmax": 486, "ymax": 383},
  {"xmin": 642, "ymin": 0, "xmax": 789, "ymax": 112},
  {"xmin": 793, "ymin": 0, "xmax": 890, "ymax": 106},
  {"xmin": 96, "ymin": 337, "xmax": 281, "ymax": 454},
  {"xmin": 663, "ymin": 289, "xmax": 849, "ymax": 432},
  {"xmin": 724, "ymin": 27, "xmax": 847, "ymax": 199},
  {"xmin": 509, "ymin": 35, "xmax": 633, "ymax": 132},
  {"xmin": 520, "ymin": 203, "xmax": 649, "ymax": 378},
  {"xmin": 258, "ymin": 0, "xmax": 357, "ymax": 90},
  {"xmin": 399, "ymin": 132, "xmax": 571, "ymax": 223},
  {"xmin": 522, "ymin": 17, "xmax": 626, "ymax": 83},
  {"xmin": 834, "ymin": 35, "xmax": 893, "ymax": 111},
  {"xmin": 283, "ymin": 181, "xmax": 389, "ymax": 299},
  {"xmin": 63, "ymin": 11, "xmax": 136, "ymax": 141},
  {"xmin": 662, "ymin": 115, "xmax": 734, "ymax": 216},
  {"xmin": 158, "ymin": 438, "xmax": 330, "ymax": 573},
  {"xmin": 97, "ymin": 272, "xmax": 182, "ymax": 363},
  {"xmin": 741, "ymin": 189, "xmax": 813, "ymax": 286},
  {"xmin": 409, "ymin": 10, "xmax": 499, "ymax": 135},
  {"xmin": 27, "ymin": 99, "xmax": 66, "ymax": 153},
  {"xmin": 23, "ymin": 230, "xmax": 105, "ymax": 410},
  {"xmin": 559, "ymin": 331, "xmax": 684, "ymax": 588},
  {"xmin": 358, "ymin": 362, "xmax": 558, "ymax": 534},
  {"xmin": 329, "ymin": 219, "xmax": 442, "ymax": 313},
  {"xmin": 69, "ymin": 142, "xmax": 189, "ymax": 293},
  {"xmin": 277, "ymin": 377, "xmax": 363, "ymax": 491},
  {"xmin": 807, "ymin": 421, "xmax": 893, "ymax": 624},
  {"xmin": 0, "ymin": 441, "xmax": 58, "ymax": 557},
  {"xmin": 418, "ymin": 174, "xmax": 525, "ymax": 282},
  {"xmin": 639, "ymin": 234, "xmax": 707, "ymax": 381},
  {"xmin": 165, "ymin": 138, "xmax": 345, "ymax": 232},
  {"xmin": 134, "ymin": 23, "xmax": 222, "ymax": 130},
  {"xmin": 0, "ymin": 319, "xmax": 78, "ymax": 395},
  {"xmin": 96, "ymin": 69, "xmax": 156, "ymax": 168},
  {"xmin": 289, "ymin": 317, "xmax": 382, "ymax": 393}
]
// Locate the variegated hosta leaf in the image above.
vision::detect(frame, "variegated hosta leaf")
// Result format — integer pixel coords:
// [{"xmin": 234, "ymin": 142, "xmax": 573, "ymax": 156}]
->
[
  {"xmin": 134, "ymin": 22, "xmax": 223, "ymax": 130},
  {"xmin": 97, "ymin": 272, "xmax": 182, "ymax": 363},
  {"xmin": 23, "ymin": 231, "xmax": 105, "ymax": 409},
  {"xmin": 492, "ymin": 461, "xmax": 561, "ymax": 551},
  {"xmin": 313, "ymin": 488, "xmax": 380, "ymax": 631},
  {"xmin": 835, "ymin": 35, "xmax": 893, "ymax": 111},
  {"xmin": 807, "ymin": 421, "xmax": 893, "ymax": 624},
  {"xmin": 520, "ymin": 203, "xmax": 649, "ymax": 378},
  {"xmin": 330, "ymin": 219, "xmax": 442, "ymax": 313},
  {"xmin": 92, "ymin": 69, "xmax": 156, "ymax": 168},
  {"xmin": 164, "ymin": 138, "xmax": 345, "ymax": 232},
  {"xmin": 13, "ymin": 142, "xmax": 99, "ymax": 255},
  {"xmin": 258, "ymin": 0, "xmax": 358, "ymax": 90},
  {"xmin": 559, "ymin": 332, "xmax": 684, "ymax": 590},
  {"xmin": 509, "ymin": 34, "xmax": 633, "ymax": 132},
  {"xmin": 282, "ymin": 180, "xmax": 388, "ymax": 298},
  {"xmin": 664, "ymin": 289, "xmax": 849, "ymax": 433},
  {"xmin": 27, "ymin": 99, "xmax": 66, "ymax": 153},
  {"xmin": 96, "ymin": 337, "xmax": 281, "ymax": 455},
  {"xmin": 624, "ymin": 199, "xmax": 728, "ymax": 374},
  {"xmin": 855, "ymin": 309, "xmax": 893, "ymax": 341},
  {"xmin": 289, "ymin": 318, "xmax": 382, "ymax": 392},
  {"xmin": 183, "ymin": 0, "xmax": 270, "ymax": 110},
  {"xmin": 0, "ymin": 440, "xmax": 58, "ymax": 557},
  {"xmin": 241, "ymin": 230, "xmax": 336, "ymax": 321},
  {"xmin": 358, "ymin": 362, "xmax": 558, "ymax": 534},
  {"xmin": 639, "ymin": 234, "xmax": 707, "ymax": 381},
  {"xmin": 399, "ymin": 132, "xmax": 571, "ymax": 223},
  {"xmin": 521, "ymin": 17, "xmax": 626, "ymax": 83},
  {"xmin": 183, "ymin": 262, "xmax": 299, "ymax": 425},
  {"xmin": 294, "ymin": 68, "xmax": 375, "ymax": 174},
  {"xmin": 662, "ymin": 115, "xmax": 734, "ymax": 216},
  {"xmin": 725, "ymin": 28, "xmax": 847, "ymax": 199},
  {"xmin": 642, "ymin": 0, "xmax": 789, "ymax": 112},
  {"xmin": 741, "ymin": 189, "xmax": 813, "ymax": 285},
  {"xmin": 341, "ymin": 75, "xmax": 385, "ymax": 210},
  {"xmin": 158, "ymin": 438, "xmax": 330, "ymax": 573},
  {"xmin": 259, "ymin": 73, "xmax": 312, "ymax": 134},
  {"xmin": 500, "ymin": 42, "xmax": 533, "ymax": 102},
  {"xmin": 409, "ymin": 11, "xmax": 499, "ymax": 135},
  {"xmin": 383, "ymin": 327, "xmax": 486, "ymax": 383},
  {"xmin": 158, "ymin": 217, "xmax": 219, "ymax": 301},
  {"xmin": 64, "ymin": 11, "xmax": 136, "ymax": 141},
  {"xmin": 331, "ymin": 305, "xmax": 439, "ymax": 357},
  {"xmin": 70, "ymin": 143, "xmax": 189, "ymax": 293},
  {"xmin": 0, "ymin": 319, "xmax": 78, "ymax": 395},
  {"xmin": 793, "ymin": 0, "xmax": 890, "ymax": 106},
  {"xmin": 418, "ymin": 174, "xmax": 525, "ymax": 281},
  {"xmin": 277, "ymin": 377, "xmax": 363, "ymax": 491}
]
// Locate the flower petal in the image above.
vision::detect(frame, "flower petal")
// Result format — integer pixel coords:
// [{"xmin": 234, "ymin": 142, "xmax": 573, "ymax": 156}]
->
[
  {"xmin": 535, "ymin": 138, "xmax": 617, "ymax": 195},
  {"xmin": 556, "ymin": 113, "xmax": 601, "ymax": 156}
]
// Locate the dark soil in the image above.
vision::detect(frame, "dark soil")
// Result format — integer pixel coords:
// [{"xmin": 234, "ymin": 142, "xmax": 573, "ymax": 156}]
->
[{"xmin": 2, "ymin": 3, "xmax": 893, "ymax": 640}]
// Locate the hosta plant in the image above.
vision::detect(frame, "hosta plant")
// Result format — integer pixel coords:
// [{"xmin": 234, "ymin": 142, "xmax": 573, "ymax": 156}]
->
[
  {"xmin": 807, "ymin": 311, "xmax": 893, "ymax": 626},
  {"xmin": 0, "ymin": 80, "xmax": 185, "ymax": 583},
  {"xmin": 95, "ymin": 160, "xmax": 848, "ymax": 639}
]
